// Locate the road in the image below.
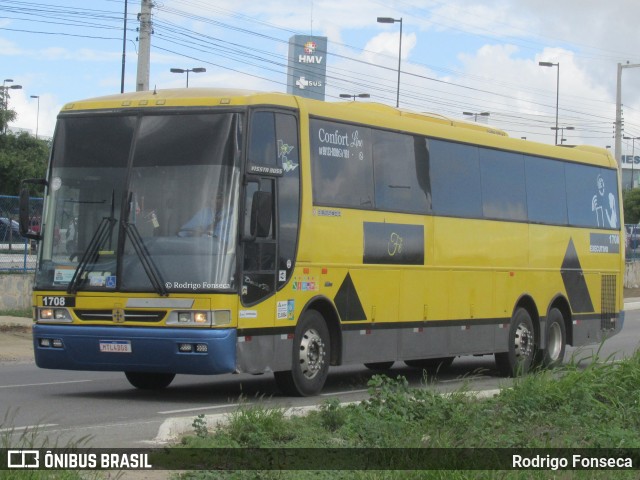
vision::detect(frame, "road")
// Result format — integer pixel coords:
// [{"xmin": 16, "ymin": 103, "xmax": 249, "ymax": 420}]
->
[{"xmin": 1, "ymin": 310, "xmax": 639, "ymax": 449}]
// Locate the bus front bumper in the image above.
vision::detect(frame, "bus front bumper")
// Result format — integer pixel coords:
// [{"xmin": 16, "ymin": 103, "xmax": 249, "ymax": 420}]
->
[{"xmin": 32, "ymin": 324, "xmax": 237, "ymax": 375}]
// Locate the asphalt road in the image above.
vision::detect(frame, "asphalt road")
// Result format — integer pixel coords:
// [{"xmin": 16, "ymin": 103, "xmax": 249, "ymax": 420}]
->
[{"xmin": 1, "ymin": 310, "xmax": 639, "ymax": 449}]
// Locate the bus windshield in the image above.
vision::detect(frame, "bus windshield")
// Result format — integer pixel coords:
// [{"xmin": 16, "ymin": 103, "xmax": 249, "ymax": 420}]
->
[{"xmin": 36, "ymin": 111, "xmax": 243, "ymax": 293}]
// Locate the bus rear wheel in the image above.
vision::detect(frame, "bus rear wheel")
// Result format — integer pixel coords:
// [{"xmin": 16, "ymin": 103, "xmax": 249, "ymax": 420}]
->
[
  {"xmin": 125, "ymin": 371, "xmax": 175, "ymax": 390},
  {"xmin": 495, "ymin": 308, "xmax": 536, "ymax": 377},
  {"xmin": 537, "ymin": 308, "xmax": 566, "ymax": 369},
  {"xmin": 274, "ymin": 309, "xmax": 330, "ymax": 396}
]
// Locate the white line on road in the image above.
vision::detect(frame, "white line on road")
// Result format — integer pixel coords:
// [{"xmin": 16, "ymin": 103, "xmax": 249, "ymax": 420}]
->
[
  {"xmin": 0, "ymin": 424, "xmax": 58, "ymax": 433},
  {"xmin": 0, "ymin": 379, "xmax": 92, "ymax": 389},
  {"xmin": 158, "ymin": 403, "xmax": 238, "ymax": 415}
]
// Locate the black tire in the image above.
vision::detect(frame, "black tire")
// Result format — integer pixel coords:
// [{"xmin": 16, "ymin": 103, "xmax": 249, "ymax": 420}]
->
[
  {"xmin": 404, "ymin": 357, "xmax": 454, "ymax": 372},
  {"xmin": 364, "ymin": 361, "xmax": 395, "ymax": 370},
  {"xmin": 274, "ymin": 309, "xmax": 330, "ymax": 396},
  {"xmin": 125, "ymin": 371, "xmax": 175, "ymax": 390},
  {"xmin": 537, "ymin": 308, "xmax": 566, "ymax": 369},
  {"xmin": 495, "ymin": 308, "xmax": 536, "ymax": 377}
]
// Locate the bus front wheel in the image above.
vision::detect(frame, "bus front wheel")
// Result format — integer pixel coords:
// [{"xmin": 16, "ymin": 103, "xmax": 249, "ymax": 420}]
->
[
  {"xmin": 274, "ymin": 309, "xmax": 330, "ymax": 396},
  {"xmin": 125, "ymin": 371, "xmax": 175, "ymax": 390},
  {"xmin": 495, "ymin": 308, "xmax": 536, "ymax": 377}
]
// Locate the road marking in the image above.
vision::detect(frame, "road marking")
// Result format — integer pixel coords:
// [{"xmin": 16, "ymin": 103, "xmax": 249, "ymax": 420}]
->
[
  {"xmin": 0, "ymin": 424, "xmax": 58, "ymax": 433},
  {"xmin": 158, "ymin": 403, "xmax": 238, "ymax": 415},
  {"xmin": 0, "ymin": 379, "xmax": 92, "ymax": 389},
  {"xmin": 320, "ymin": 388, "xmax": 368, "ymax": 396}
]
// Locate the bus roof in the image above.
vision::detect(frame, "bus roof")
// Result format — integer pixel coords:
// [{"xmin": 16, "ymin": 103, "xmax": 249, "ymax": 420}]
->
[{"xmin": 61, "ymin": 88, "xmax": 617, "ymax": 170}]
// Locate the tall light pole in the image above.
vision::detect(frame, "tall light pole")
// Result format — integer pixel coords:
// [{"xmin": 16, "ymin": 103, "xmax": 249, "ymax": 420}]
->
[
  {"xmin": 539, "ymin": 61, "xmax": 560, "ymax": 145},
  {"xmin": 615, "ymin": 62, "xmax": 640, "ymax": 168},
  {"xmin": 2, "ymin": 79, "xmax": 22, "ymax": 134},
  {"xmin": 624, "ymin": 135, "xmax": 640, "ymax": 189},
  {"xmin": 463, "ymin": 111, "xmax": 490, "ymax": 122},
  {"xmin": 339, "ymin": 93, "xmax": 370, "ymax": 101},
  {"xmin": 30, "ymin": 95, "xmax": 40, "ymax": 139},
  {"xmin": 552, "ymin": 125, "xmax": 574, "ymax": 145},
  {"xmin": 377, "ymin": 17, "xmax": 402, "ymax": 108},
  {"xmin": 120, "ymin": 0, "xmax": 128, "ymax": 93},
  {"xmin": 170, "ymin": 67, "xmax": 206, "ymax": 88}
]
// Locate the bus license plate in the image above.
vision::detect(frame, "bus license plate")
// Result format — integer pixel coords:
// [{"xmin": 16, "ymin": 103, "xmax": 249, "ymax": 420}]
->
[{"xmin": 99, "ymin": 340, "xmax": 132, "ymax": 353}]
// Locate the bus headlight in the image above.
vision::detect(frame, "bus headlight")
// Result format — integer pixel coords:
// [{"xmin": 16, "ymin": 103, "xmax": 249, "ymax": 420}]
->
[
  {"xmin": 38, "ymin": 308, "xmax": 72, "ymax": 323},
  {"xmin": 167, "ymin": 310, "xmax": 231, "ymax": 327}
]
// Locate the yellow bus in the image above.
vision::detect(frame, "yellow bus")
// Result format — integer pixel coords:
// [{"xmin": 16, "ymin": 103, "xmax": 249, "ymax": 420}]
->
[{"xmin": 20, "ymin": 88, "xmax": 624, "ymax": 396}]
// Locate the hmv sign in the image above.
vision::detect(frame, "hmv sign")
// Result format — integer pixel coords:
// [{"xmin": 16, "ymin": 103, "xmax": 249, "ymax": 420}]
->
[{"xmin": 287, "ymin": 35, "xmax": 327, "ymax": 101}]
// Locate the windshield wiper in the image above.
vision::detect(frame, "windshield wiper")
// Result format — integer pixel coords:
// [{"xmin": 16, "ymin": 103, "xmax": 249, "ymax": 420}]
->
[
  {"xmin": 67, "ymin": 216, "xmax": 116, "ymax": 294},
  {"xmin": 124, "ymin": 192, "xmax": 168, "ymax": 296},
  {"xmin": 123, "ymin": 222, "xmax": 168, "ymax": 297}
]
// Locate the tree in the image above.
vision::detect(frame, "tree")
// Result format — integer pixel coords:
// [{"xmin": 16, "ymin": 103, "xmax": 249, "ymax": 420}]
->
[
  {"xmin": 0, "ymin": 87, "xmax": 17, "ymax": 134},
  {"xmin": 623, "ymin": 188, "xmax": 640, "ymax": 224},
  {"xmin": 0, "ymin": 132, "xmax": 49, "ymax": 195}
]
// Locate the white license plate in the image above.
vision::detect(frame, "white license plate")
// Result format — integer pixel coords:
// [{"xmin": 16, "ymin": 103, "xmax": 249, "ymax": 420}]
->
[{"xmin": 99, "ymin": 340, "xmax": 132, "ymax": 353}]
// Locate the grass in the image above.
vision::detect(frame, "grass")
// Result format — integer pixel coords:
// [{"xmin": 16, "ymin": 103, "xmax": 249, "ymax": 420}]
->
[
  {"xmin": 1, "ymin": 409, "xmax": 115, "ymax": 480},
  {"xmin": 172, "ymin": 350, "xmax": 640, "ymax": 479},
  {"xmin": 0, "ymin": 308, "xmax": 32, "ymax": 318}
]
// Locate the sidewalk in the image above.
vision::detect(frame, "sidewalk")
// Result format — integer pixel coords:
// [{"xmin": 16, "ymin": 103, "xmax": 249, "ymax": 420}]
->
[{"xmin": 2, "ymin": 299, "xmax": 640, "ymax": 329}]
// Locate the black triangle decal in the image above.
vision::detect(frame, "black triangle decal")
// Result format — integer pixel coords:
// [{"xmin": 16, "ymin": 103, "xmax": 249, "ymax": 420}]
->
[
  {"xmin": 334, "ymin": 273, "xmax": 367, "ymax": 321},
  {"xmin": 561, "ymin": 238, "xmax": 594, "ymax": 313}
]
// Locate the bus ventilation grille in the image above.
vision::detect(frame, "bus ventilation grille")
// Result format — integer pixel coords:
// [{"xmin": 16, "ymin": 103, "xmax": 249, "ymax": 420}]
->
[
  {"xmin": 600, "ymin": 275, "xmax": 617, "ymax": 331},
  {"xmin": 74, "ymin": 309, "xmax": 167, "ymax": 323}
]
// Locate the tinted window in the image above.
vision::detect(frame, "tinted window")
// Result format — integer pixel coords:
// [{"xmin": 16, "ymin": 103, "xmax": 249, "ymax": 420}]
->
[
  {"xmin": 249, "ymin": 112, "xmax": 277, "ymax": 167},
  {"xmin": 429, "ymin": 139, "xmax": 482, "ymax": 218},
  {"xmin": 276, "ymin": 113, "xmax": 300, "ymax": 287},
  {"xmin": 479, "ymin": 149, "xmax": 526, "ymax": 221},
  {"xmin": 566, "ymin": 163, "xmax": 619, "ymax": 229},
  {"xmin": 311, "ymin": 119, "xmax": 373, "ymax": 208},
  {"xmin": 525, "ymin": 156, "xmax": 568, "ymax": 225},
  {"xmin": 373, "ymin": 131, "xmax": 431, "ymax": 213}
]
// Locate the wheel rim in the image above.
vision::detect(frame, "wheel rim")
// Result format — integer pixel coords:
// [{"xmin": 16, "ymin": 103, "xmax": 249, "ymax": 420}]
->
[
  {"xmin": 299, "ymin": 328, "xmax": 325, "ymax": 380},
  {"xmin": 547, "ymin": 322, "xmax": 562, "ymax": 361},
  {"xmin": 514, "ymin": 322, "xmax": 533, "ymax": 360}
]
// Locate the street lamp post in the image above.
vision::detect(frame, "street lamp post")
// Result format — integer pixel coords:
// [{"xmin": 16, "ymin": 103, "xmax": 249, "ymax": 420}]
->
[
  {"xmin": 463, "ymin": 111, "xmax": 490, "ymax": 122},
  {"xmin": 624, "ymin": 135, "xmax": 640, "ymax": 189},
  {"xmin": 539, "ymin": 61, "xmax": 560, "ymax": 145},
  {"xmin": 30, "ymin": 95, "xmax": 40, "ymax": 139},
  {"xmin": 339, "ymin": 93, "xmax": 370, "ymax": 101},
  {"xmin": 170, "ymin": 67, "xmax": 206, "ymax": 87},
  {"xmin": 551, "ymin": 126, "xmax": 574, "ymax": 145},
  {"xmin": 2, "ymin": 79, "xmax": 22, "ymax": 134},
  {"xmin": 377, "ymin": 17, "xmax": 402, "ymax": 108}
]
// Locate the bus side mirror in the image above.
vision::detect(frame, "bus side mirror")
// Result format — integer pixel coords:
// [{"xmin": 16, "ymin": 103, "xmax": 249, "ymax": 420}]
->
[
  {"xmin": 19, "ymin": 178, "xmax": 47, "ymax": 241},
  {"xmin": 251, "ymin": 191, "xmax": 272, "ymax": 238}
]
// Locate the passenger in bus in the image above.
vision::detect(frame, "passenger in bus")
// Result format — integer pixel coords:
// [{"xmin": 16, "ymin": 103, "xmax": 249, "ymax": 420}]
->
[{"xmin": 177, "ymin": 193, "xmax": 231, "ymax": 238}]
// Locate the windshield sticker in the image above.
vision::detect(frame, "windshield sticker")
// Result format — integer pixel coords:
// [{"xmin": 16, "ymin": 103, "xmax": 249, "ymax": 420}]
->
[
  {"xmin": 592, "ymin": 174, "xmax": 618, "ymax": 229},
  {"xmin": 53, "ymin": 267, "xmax": 75, "ymax": 285},
  {"xmin": 278, "ymin": 140, "xmax": 298, "ymax": 172}
]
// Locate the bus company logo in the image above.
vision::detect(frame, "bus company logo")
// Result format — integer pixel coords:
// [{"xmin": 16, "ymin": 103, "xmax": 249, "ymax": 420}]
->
[
  {"xmin": 387, "ymin": 232, "xmax": 403, "ymax": 256},
  {"xmin": 112, "ymin": 307, "xmax": 125, "ymax": 323},
  {"xmin": 304, "ymin": 41, "xmax": 316, "ymax": 54}
]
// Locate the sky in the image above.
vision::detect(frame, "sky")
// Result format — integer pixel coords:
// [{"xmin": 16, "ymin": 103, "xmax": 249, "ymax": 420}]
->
[{"xmin": 2, "ymin": 0, "xmax": 640, "ymax": 154}]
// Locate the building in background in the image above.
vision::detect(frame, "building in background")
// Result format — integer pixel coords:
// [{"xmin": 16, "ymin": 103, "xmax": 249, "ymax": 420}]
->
[
  {"xmin": 621, "ymin": 154, "xmax": 640, "ymax": 189},
  {"xmin": 287, "ymin": 35, "xmax": 327, "ymax": 101}
]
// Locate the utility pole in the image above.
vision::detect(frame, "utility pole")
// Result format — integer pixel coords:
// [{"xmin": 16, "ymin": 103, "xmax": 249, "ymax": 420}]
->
[
  {"xmin": 136, "ymin": 0, "xmax": 153, "ymax": 92},
  {"xmin": 614, "ymin": 62, "xmax": 640, "ymax": 169}
]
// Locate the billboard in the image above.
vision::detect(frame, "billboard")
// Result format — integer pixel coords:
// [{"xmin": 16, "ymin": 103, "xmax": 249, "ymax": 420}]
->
[{"xmin": 287, "ymin": 35, "xmax": 327, "ymax": 101}]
